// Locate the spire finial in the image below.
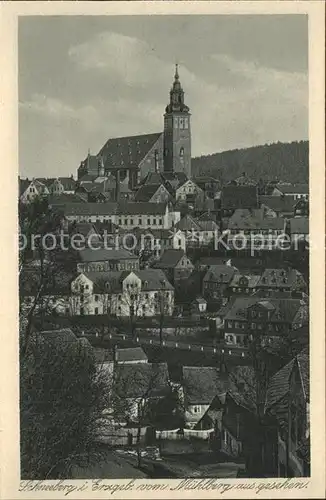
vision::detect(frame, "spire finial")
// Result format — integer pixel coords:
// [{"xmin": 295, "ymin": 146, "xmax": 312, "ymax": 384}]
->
[{"xmin": 175, "ymin": 63, "xmax": 179, "ymax": 80}]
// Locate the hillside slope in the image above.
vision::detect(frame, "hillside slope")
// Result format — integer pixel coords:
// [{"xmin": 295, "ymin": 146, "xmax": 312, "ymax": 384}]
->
[{"xmin": 192, "ymin": 140, "xmax": 308, "ymax": 183}]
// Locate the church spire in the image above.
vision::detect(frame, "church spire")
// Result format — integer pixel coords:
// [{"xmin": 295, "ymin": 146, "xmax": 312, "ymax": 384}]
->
[
  {"xmin": 165, "ymin": 64, "xmax": 189, "ymax": 114},
  {"xmin": 174, "ymin": 63, "xmax": 179, "ymax": 81}
]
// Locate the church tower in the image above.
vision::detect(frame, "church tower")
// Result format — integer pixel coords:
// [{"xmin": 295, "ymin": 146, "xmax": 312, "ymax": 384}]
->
[{"xmin": 163, "ymin": 65, "xmax": 191, "ymax": 178}]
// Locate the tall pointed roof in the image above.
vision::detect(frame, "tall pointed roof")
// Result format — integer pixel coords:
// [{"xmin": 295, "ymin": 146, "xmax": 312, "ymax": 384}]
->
[{"xmin": 165, "ymin": 64, "xmax": 190, "ymax": 114}]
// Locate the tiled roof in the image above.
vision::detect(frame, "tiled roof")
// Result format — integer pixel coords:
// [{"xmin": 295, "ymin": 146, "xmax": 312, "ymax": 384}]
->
[
  {"xmin": 116, "ymin": 347, "xmax": 148, "ymax": 363},
  {"xmin": 203, "ymin": 265, "xmax": 236, "ymax": 284},
  {"xmin": 40, "ymin": 328, "xmax": 77, "ymax": 344},
  {"xmin": 136, "ymin": 269, "xmax": 174, "ymax": 291},
  {"xmin": 289, "ymin": 217, "xmax": 309, "ymax": 234},
  {"xmin": 79, "ymin": 174, "xmax": 98, "ymax": 183},
  {"xmin": 260, "ymin": 195, "xmax": 296, "ymax": 213},
  {"xmin": 175, "ymin": 214, "xmax": 201, "ymax": 231},
  {"xmin": 182, "ymin": 366, "xmax": 224, "ymax": 405},
  {"xmin": 274, "ymin": 183, "xmax": 309, "ymax": 195},
  {"xmin": 257, "ymin": 268, "xmax": 302, "ymax": 288},
  {"xmin": 134, "ymin": 184, "xmax": 167, "ymax": 202},
  {"xmin": 79, "ymin": 247, "xmax": 138, "ymax": 263},
  {"xmin": 265, "ymin": 348, "xmax": 309, "ymax": 410},
  {"xmin": 19, "ymin": 178, "xmax": 31, "ymax": 196},
  {"xmin": 54, "ymin": 202, "xmax": 118, "ymax": 216},
  {"xmin": 94, "ymin": 348, "xmax": 114, "ymax": 364},
  {"xmin": 141, "ymin": 172, "xmax": 169, "ymax": 186},
  {"xmin": 229, "ymin": 273, "xmax": 261, "ymax": 289},
  {"xmin": 79, "ymin": 154, "xmax": 100, "ymax": 174},
  {"xmin": 221, "ymin": 185, "xmax": 258, "ymax": 210},
  {"xmin": 154, "ymin": 249, "xmax": 186, "ymax": 269},
  {"xmin": 114, "ymin": 362, "xmax": 169, "ymax": 399},
  {"xmin": 228, "ymin": 211, "xmax": 285, "ymax": 230},
  {"xmin": 58, "ymin": 177, "xmax": 77, "ymax": 191},
  {"xmin": 116, "ymin": 202, "xmax": 167, "ymax": 216},
  {"xmin": 224, "ymin": 297, "xmax": 304, "ymax": 323},
  {"xmin": 198, "ymin": 219, "xmax": 219, "ymax": 231},
  {"xmin": 47, "ymin": 193, "xmax": 86, "ymax": 205},
  {"xmin": 98, "ymin": 132, "xmax": 162, "ymax": 170}
]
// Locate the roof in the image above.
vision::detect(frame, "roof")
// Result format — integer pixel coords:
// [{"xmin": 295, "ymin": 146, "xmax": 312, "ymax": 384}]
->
[
  {"xmin": 203, "ymin": 265, "xmax": 236, "ymax": 284},
  {"xmin": 265, "ymin": 348, "xmax": 309, "ymax": 410},
  {"xmin": 116, "ymin": 202, "xmax": 167, "ymax": 216},
  {"xmin": 257, "ymin": 268, "xmax": 303, "ymax": 289},
  {"xmin": 79, "ymin": 174, "xmax": 98, "ymax": 183},
  {"xmin": 224, "ymin": 297, "xmax": 304, "ymax": 323},
  {"xmin": 134, "ymin": 184, "xmax": 169, "ymax": 202},
  {"xmin": 141, "ymin": 172, "xmax": 170, "ymax": 186},
  {"xmin": 182, "ymin": 366, "xmax": 224, "ymax": 405},
  {"xmin": 228, "ymin": 210, "xmax": 285, "ymax": 230},
  {"xmin": 98, "ymin": 132, "xmax": 163, "ymax": 170},
  {"xmin": 221, "ymin": 185, "xmax": 258, "ymax": 210},
  {"xmin": 47, "ymin": 193, "xmax": 86, "ymax": 205},
  {"xmin": 175, "ymin": 214, "xmax": 201, "ymax": 231},
  {"xmin": 40, "ymin": 328, "xmax": 77, "ymax": 344},
  {"xmin": 79, "ymin": 247, "xmax": 137, "ymax": 263},
  {"xmin": 54, "ymin": 202, "xmax": 118, "ymax": 216},
  {"xmin": 116, "ymin": 347, "xmax": 148, "ymax": 363},
  {"xmin": 93, "ymin": 348, "xmax": 114, "ymax": 364},
  {"xmin": 136, "ymin": 269, "xmax": 174, "ymax": 291},
  {"xmin": 58, "ymin": 177, "xmax": 77, "ymax": 191},
  {"xmin": 114, "ymin": 362, "xmax": 169, "ymax": 399},
  {"xmin": 198, "ymin": 219, "xmax": 219, "ymax": 231},
  {"xmin": 19, "ymin": 178, "xmax": 31, "ymax": 195},
  {"xmin": 154, "ymin": 249, "xmax": 186, "ymax": 269},
  {"xmin": 229, "ymin": 273, "xmax": 261, "ymax": 289},
  {"xmin": 260, "ymin": 195, "xmax": 296, "ymax": 213},
  {"xmin": 290, "ymin": 217, "xmax": 309, "ymax": 235},
  {"xmin": 274, "ymin": 183, "xmax": 309, "ymax": 195}
]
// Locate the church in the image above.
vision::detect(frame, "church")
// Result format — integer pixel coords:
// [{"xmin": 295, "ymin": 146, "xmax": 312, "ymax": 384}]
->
[{"xmin": 77, "ymin": 65, "xmax": 192, "ymax": 190}]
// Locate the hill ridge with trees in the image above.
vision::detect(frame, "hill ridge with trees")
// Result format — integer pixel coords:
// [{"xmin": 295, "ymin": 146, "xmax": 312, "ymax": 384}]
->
[{"xmin": 192, "ymin": 140, "xmax": 308, "ymax": 183}]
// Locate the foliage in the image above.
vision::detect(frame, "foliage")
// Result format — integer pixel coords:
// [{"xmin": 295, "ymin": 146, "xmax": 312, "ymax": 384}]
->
[
  {"xmin": 192, "ymin": 140, "xmax": 309, "ymax": 184},
  {"xmin": 20, "ymin": 335, "xmax": 110, "ymax": 479}
]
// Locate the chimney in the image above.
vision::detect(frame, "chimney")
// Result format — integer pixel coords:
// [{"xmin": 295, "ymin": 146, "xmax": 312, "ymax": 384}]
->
[{"xmin": 115, "ymin": 170, "xmax": 120, "ymax": 202}]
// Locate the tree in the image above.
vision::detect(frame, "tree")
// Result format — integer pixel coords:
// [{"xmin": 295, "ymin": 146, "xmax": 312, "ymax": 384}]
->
[
  {"xmin": 20, "ymin": 332, "xmax": 110, "ymax": 478},
  {"xmin": 111, "ymin": 362, "xmax": 168, "ymax": 468},
  {"xmin": 19, "ymin": 198, "xmax": 112, "ymax": 478}
]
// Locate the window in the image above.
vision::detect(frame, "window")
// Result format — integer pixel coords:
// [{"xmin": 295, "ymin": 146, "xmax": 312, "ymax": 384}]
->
[
  {"xmin": 85, "ymin": 285, "xmax": 89, "ymax": 290},
  {"xmin": 130, "ymin": 219, "xmax": 134, "ymax": 225},
  {"xmin": 174, "ymin": 118, "xmax": 178, "ymax": 128},
  {"xmin": 94, "ymin": 307, "xmax": 98, "ymax": 315},
  {"xmin": 138, "ymin": 218, "xmax": 142, "ymax": 225},
  {"xmin": 179, "ymin": 118, "xmax": 184, "ymax": 129},
  {"xmin": 147, "ymin": 218, "xmax": 151, "ymax": 225},
  {"xmin": 118, "ymin": 219, "xmax": 122, "ymax": 225},
  {"xmin": 184, "ymin": 118, "xmax": 189, "ymax": 129},
  {"xmin": 94, "ymin": 295, "xmax": 99, "ymax": 302},
  {"xmin": 80, "ymin": 307, "xmax": 84, "ymax": 315},
  {"xmin": 180, "ymin": 147, "xmax": 184, "ymax": 158},
  {"xmin": 153, "ymin": 219, "xmax": 156, "ymax": 225},
  {"xmin": 159, "ymin": 218, "xmax": 163, "ymax": 225},
  {"xmin": 193, "ymin": 406, "xmax": 200, "ymax": 413}
]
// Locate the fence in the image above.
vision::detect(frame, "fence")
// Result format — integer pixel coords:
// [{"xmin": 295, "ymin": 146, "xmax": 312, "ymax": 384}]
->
[{"xmin": 155, "ymin": 428, "xmax": 214, "ymax": 441}]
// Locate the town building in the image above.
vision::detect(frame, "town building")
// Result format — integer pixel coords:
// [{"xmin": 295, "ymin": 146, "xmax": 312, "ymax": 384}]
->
[{"xmin": 77, "ymin": 65, "xmax": 192, "ymax": 188}]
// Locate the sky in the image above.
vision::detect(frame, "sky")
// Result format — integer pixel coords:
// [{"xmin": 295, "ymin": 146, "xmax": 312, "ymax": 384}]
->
[{"xmin": 19, "ymin": 15, "xmax": 308, "ymax": 178}]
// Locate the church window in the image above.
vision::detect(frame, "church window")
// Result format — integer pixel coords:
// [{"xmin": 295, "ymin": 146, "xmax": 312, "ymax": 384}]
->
[
  {"xmin": 180, "ymin": 147, "xmax": 185, "ymax": 158},
  {"xmin": 179, "ymin": 118, "xmax": 184, "ymax": 129},
  {"xmin": 184, "ymin": 118, "xmax": 189, "ymax": 129}
]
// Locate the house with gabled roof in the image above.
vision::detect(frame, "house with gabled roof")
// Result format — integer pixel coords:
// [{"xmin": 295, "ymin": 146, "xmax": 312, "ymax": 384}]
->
[
  {"xmin": 134, "ymin": 183, "xmax": 172, "ymax": 204},
  {"xmin": 265, "ymin": 348, "xmax": 310, "ymax": 477},
  {"xmin": 181, "ymin": 366, "xmax": 225, "ymax": 429},
  {"xmin": 69, "ymin": 268, "xmax": 174, "ymax": 318},
  {"xmin": 272, "ymin": 183, "xmax": 309, "ymax": 201},
  {"xmin": 152, "ymin": 249, "xmax": 194, "ymax": 283},
  {"xmin": 203, "ymin": 265, "xmax": 236, "ymax": 304},
  {"xmin": 223, "ymin": 297, "xmax": 308, "ymax": 347}
]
